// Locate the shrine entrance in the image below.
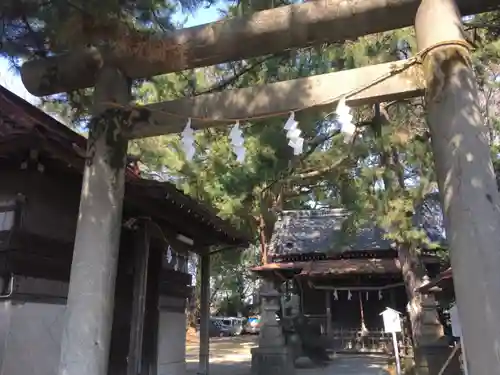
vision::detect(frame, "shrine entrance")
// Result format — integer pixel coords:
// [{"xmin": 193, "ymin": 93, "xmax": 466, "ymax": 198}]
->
[{"xmin": 15, "ymin": 0, "xmax": 500, "ymax": 374}]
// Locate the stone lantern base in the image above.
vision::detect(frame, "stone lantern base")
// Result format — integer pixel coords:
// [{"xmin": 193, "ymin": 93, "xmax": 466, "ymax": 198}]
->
[
  {"xmin": 251, "ymin": 280, "xmax": 295, "ymax": 375},
  {"xmin": 251, "ymin": 346, "xmax": 295, "ymax": 375}
]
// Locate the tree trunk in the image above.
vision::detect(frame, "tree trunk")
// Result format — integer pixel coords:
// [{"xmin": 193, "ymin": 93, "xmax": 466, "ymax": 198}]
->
[
  {"xmin": 416, "ymin": 0, "xmax": 500, "ymax": 374},
  {"xmin": 258, "ymin": 193, "xmax": 278, "ymax": 265},
  {"xmin": 259, "ymin": 215, "xmax": 268, "ymax": 265}
]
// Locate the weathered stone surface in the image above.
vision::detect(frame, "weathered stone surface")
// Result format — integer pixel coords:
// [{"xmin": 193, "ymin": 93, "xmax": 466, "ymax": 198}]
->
[
  {"xmin": 130, "ymin": 61, "xmax": 424, "ymax": 138},
  {"xmin": 252, "ymin": 281, "xmax": 294, "ymax": 375},
  {"xmin": 251, "ymin": 347, "xmax": 295, "ymax": 375},
  {"xmin": 416, "ymin": 0, "xmax": 500, "ymax": 373},
  {"xmin": 414, "ymin": 345, "xmax": 461, "ymax": 375},
  {"xmin": 20, "ymin": 0, "xmax": 498, "ymax": 96}
]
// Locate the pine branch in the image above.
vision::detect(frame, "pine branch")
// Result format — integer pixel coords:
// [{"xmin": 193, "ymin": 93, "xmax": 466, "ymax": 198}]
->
[
  {"xmin": 262, "ymin": 114, "xmax": 373, "ymax": 196},
  {"xmin": 193, "ymin": 54, "xmax": 286, "ymax": 96},
  {"xmin": 286, "ymin": 157, "xmax": 348, "ymax": 181},
  {"xmin": 464, "ymin": 21, "xmax": 500, "ymax": 31}
]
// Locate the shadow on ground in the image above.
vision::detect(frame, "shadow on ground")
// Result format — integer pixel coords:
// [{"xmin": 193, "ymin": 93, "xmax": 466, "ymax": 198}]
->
[{"xmin": 186, "ymin": 336, "xmax": 390, "ymax": 375}]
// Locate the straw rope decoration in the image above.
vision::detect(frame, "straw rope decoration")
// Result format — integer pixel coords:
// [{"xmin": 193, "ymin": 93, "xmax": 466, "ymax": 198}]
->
[{"xmin": 102, "ymin": 39, "xmax": 472, "ymax": 162}]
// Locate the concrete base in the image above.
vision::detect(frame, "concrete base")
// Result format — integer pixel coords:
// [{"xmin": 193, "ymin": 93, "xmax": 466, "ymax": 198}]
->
[
  {"xmin": 158, "ymin": 309, "xmax": 187, "ymax": 375},
  {"xmin": 414, "ymin": 345, "xmax": 461, "ymax": 375},
  {"xmin": 0, "ymin": 301, "xmax": 190, "ymax": 375},
  {"xmin": 0, "ymin": 301, "xmax": 65, "ymax": 375},
  {"xmin": 251, "ymin": 346, "xmax": 295, "ymax": 375}
]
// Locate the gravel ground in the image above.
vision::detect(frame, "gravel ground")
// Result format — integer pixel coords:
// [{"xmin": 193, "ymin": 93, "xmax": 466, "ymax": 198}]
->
[{"xmin": 186, "ymin": 336, "xmax": 389, "ymax": 375}]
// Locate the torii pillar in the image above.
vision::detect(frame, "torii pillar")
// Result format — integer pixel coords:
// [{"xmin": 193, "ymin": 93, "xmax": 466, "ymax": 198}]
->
[
  {"xmin": 416, "ymin": 0, "xmax": 500, "ymax": 374},
  {"xmin": 58, "ymin": 66, "xmax": 131, "ymax": 375}
]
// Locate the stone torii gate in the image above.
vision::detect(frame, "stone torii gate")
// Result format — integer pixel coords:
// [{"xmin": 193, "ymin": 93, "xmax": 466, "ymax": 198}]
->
[{"xmin": 18, "ymin": 0, "xmax": 500, "ymax": 375}]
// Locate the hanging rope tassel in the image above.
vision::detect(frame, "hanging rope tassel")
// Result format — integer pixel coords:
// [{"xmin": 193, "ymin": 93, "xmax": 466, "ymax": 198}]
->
[{"xmin": 359, "ymin": 292, "xmax": 368, "ymax": 335}]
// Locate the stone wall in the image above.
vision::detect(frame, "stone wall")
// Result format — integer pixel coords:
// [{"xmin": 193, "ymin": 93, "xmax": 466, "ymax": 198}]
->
[
  {"xmin": 0, "ymin": 301, "xmax": 65, "ymax": 375},
  {"xmin": 0, "ymin": 289, "xmax": 189, "ymax": 375},
  {"xmin": 157, "ymin": 307, "xmax": 187, "ymax": 375}
]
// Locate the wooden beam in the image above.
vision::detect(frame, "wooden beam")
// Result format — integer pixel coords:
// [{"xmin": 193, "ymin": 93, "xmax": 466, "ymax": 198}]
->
[
  {"xmin": 127, "ymin": 222, "xmax": 150, "ymax": 375},
  {"xmin": 20, "ymin": 0, "xmax": 497, "ymax": 96},
  {"xmin": 127, "ymin": 60, "xmax": 425, "ymax": 139},
  {"xmin": 143, "ymin": 245, "xmax": 162, "ymax": 375},
  {"xmin": 325, "ymin": 291, "xmax": 332, "ymax": 337},
  {"xmin": 198, "ymin": 253, "xmax": 210, "ymax": 375}
]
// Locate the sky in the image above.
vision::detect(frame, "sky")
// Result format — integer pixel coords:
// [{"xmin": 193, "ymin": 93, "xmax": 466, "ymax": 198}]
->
[{"xmin": 0, "ymin": 3, "xmax": 225, "ymax": 105}]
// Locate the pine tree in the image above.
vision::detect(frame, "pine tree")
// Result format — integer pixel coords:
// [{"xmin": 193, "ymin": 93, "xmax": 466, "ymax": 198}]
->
[{"xmin": 7, "ymin": 0, "xmax": 500, "ymax": 351}]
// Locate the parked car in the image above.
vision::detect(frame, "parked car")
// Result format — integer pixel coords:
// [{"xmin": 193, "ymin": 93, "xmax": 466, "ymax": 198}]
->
[
  {"xmin": 211, "ymin": 317, "xmax": 244, "ymax": 336},
  {"xmin": 226, "ymin": 317, "xmax": 245, "ymax": 335},
  {"xmin": 209, "ymin": 319, "xmax": 232, "ymax": 337},
  {"xmin": 243, "ymin": 315, "xmax": 261, "ymax": 334}
]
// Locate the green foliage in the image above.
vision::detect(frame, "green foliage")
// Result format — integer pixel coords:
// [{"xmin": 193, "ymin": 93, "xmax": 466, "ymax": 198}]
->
[
  {"xmin": 0, "ymin": 0, "xmax": 202, "ymax": 59},
  {"xmin": 193, "ymin": 246, "xmax": 260, "ymax": 315},
  {"xmin": 6, "ymin": 3, "xmax": 500, "ymax": 313}
]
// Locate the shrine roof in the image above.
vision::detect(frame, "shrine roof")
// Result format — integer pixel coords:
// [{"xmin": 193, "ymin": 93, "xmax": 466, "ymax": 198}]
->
[
  {"xmin": 269, "ymin": 206, "xmax": 446, "ymax": 257},
  {"xmin": 0, "ymin": 85, "xmax": 251, "ymax": 249},
  {"xmin": 417, "ymin": 267, "xmax": 453, "ymax": 294},
  {"xmin": 252, "ymin": 258, "xmax": 402, "ymax": 276},
  {"xmin": 268, "ymin": 209, "xmax": 391, "ymax": 257}
]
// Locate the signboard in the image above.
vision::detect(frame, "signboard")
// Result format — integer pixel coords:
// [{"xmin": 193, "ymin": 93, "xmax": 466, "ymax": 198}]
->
[
  {"xmin": 380, "ymin": 307, "xmax": 402, "ymax": 375},
  {"xmin": 449, "ymin": 305, "xmax": 462, "ymax": 338},
  {"xmin": 380, "ymin": 307, "xmax": 402, "ymax": 333}
]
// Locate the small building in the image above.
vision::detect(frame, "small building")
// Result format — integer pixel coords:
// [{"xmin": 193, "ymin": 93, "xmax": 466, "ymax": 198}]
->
[
  {"xmin": 0, "ymin": 85, "xmax": 249, "ymax": 375},
  {"xmin": 253, "ymin": 209, "xmax": 444, "ymax": 353}
]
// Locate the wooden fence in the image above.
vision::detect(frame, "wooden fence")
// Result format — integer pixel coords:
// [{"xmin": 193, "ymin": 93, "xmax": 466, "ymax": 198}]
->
[{"xmin": 304, "ymin": 315, "xmax": 413, "ymax": 355}]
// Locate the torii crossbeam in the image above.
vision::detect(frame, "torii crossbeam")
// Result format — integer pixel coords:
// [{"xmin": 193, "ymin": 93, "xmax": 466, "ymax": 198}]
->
[
  {"xmin": 20, "ymin": 0, "xmax": 498, "ymax": 97},
  {"xmin": 128, "ymin": 60, "xmax": 424, "ymax": 138}
]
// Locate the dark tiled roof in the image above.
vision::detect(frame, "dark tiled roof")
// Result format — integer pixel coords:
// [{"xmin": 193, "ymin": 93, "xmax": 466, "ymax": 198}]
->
[
  {"xmin": 252, "ymin": 258, "xmax": 402, "ymax": 275},
  {"xmin": 269, "ymin": 205, "xmax": 446, "ymax": 256},
  {"xmin": 268, "ymin": 209, "xmax": 393, "ymax": 256},
  {"xmin": 417, "ymin": 267, "xmax": 453, "ymax": 294},
  {"xmin": 0, "ymin": 85, "xmax": 251, "ymax": 247},
  {"xmin": 412, "ymin": 192, "xmax": 447, "ymax": 245},
  {"xmin": 300, "ymin": 258, "xmax": 401, "ymax": 275}
]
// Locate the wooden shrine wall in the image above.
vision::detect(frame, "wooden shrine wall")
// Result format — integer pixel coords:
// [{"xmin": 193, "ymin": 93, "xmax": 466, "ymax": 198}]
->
[
  {"xmin": 0, "ymin": 168, "xmax": 80, "ymax": 244},
  {"xmin": 300, "ymin": 277, "xmax": 408, "ymax": 330},
  {"xmin": 0, "ymin": 165, "xmax": 193, "ymax": 375}
]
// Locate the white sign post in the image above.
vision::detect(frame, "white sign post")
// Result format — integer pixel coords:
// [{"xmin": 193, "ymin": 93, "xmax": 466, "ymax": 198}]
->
[
  {"xmin": 449, "ymin": 305, "xmax": 469, "ymax": 375},
  {"xmin": 380, "ymin": 307, "xmax": 402, "ymax": 375}
]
